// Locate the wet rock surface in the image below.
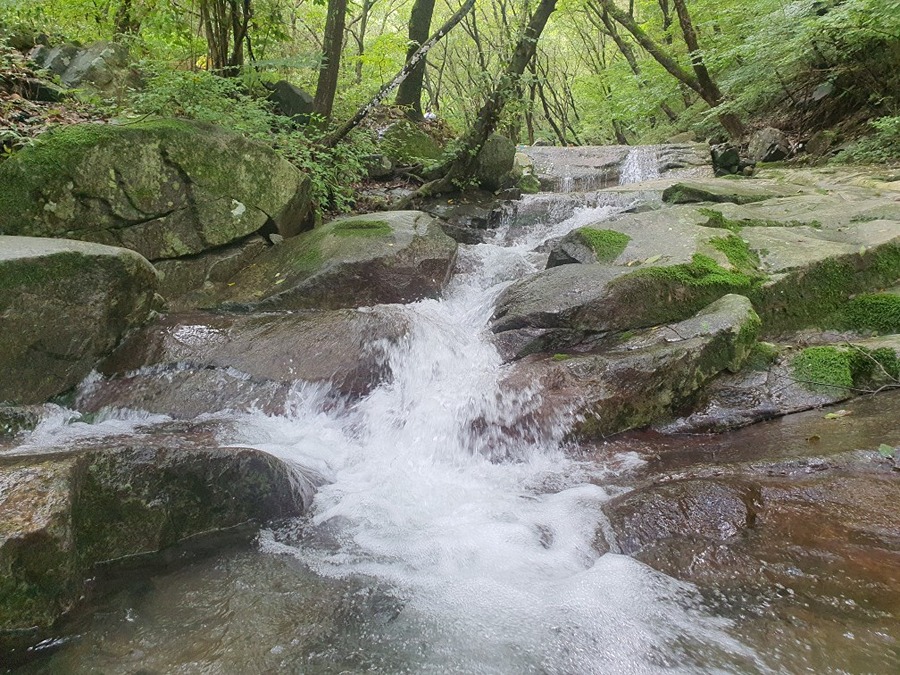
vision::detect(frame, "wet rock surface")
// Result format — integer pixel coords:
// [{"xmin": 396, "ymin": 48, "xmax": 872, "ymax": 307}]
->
[
  {"xmin": 595, "ymin": 391, "xmax": 900, "ymax": 672},
  {"xmin": 0, "ymin": 432, "xmax": 305, "ymax": 658},
  {"xmin": 524, "ymin": 143, "xmax": 711, "ymax": 191},
  {"xmin": 503, "ymin": 294, "xmax": 760, "ymax": 437},
  {"xmin": 206, "ymin": 211, "xmax": 457, "ymax": 311},
  {"xmin": 77, "ymin": 307, "xmax": 409, "ymax": 417},
  {"xmin": 0, "ymin": 237, "xmax": 159, "ymax": 405}
]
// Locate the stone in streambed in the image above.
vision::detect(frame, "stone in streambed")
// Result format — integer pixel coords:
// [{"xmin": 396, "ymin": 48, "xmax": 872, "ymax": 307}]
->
[
  {"xmin": 504, "ymin": 294, "xmax": 760, "ymax": 438},
  {"xmin": 207, "ymin": 211, "xmax": 457, "ymax": 311},
  {"xmin": 0, "ymin": 236, "xmax": 159, "ymax": 405},
  {"xmin": 664, "ymin": 335, "xmax": 900, "ymax": 433},
  {"xmin": 77, "ymin": 307, "xmax": 409, "ymax": 417},
  {"xmin": 662, "ymin": 178, "xmax": 806, "ymax": 205},
  {"xmin": 0, "ymin": 442, "xmax": 304, "ymax": 656}
]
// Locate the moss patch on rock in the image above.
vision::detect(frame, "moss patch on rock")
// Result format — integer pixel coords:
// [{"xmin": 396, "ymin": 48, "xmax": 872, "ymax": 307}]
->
[
  {"xmin": 792, "ymin": 346, "xmax": 855, "ymax": 392},
  {"xmin": 629, "ymin": 253, "xmax": 760, "ymax": 292},
  {"xmin": 699, "ymin": 208, "xmax": 821, "ymax": 232},
  {"xmin": 331, "ymin": 219, "xmax": 393, "ymax": 237},
  {"xmin": 753, "ymin": 241, "xmax": 900, "ymax": 335},
  {"xmin": 576, "ymin": 228, "xmax": 631, "ymax": 263},
  {"xmin": 791, "ymin": 345, "xmax": 899, "ymax": 393},
  {"xmin": 710, "ymin": 234, "xmax": 761, "ymax": 272},
  {"xmin": 838, "ymin": 293, "xmax": 900, "ymax": 334}
]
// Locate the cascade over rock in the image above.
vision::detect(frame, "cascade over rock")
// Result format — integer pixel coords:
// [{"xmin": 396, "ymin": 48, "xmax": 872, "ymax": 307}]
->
[
  {"xmin": 77, "ymin": 308, "xmax": 410, "ymax": 417},
  {"xmin": 0, "ymin": 236, "xmax": 158, "ymax": 405},
  {"xmin": 523, "ymin": 143, "xmax": 711, "ymax": 191}
]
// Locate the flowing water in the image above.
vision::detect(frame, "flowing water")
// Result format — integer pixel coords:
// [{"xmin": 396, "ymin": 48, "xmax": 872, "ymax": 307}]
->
[{"xmin": 10, "ymin": 150, "xmax": 899, "ymax": 673}]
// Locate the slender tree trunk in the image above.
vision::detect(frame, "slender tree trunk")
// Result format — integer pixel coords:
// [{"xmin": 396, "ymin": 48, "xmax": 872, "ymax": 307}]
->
[
  {"xmin": 314, "ymin": 0, "xmax": 348, "ymax": 120},
  {"xmin": 423, "ymin": 0, "xmax": 558, "ymax": 194},
  {"xmin": 599, "ymin": 0, "xmax": 742, "ymax": 139},
  {"xmin": 326, "ymin": 0, "xmax": 476, "ymax": 147},
  {"xmin": 672, "ymin": 0, "xmax": 743, "ymax": 137},
  {"xmin": 113, "ymin": 0, "xmax": 141, "ymax": 36},
  {"xmin": 395, "ymin": 0, "xmax": 437, "ymax": 120},
  {"xmin": 198, "ymin": 0, "xmax": 251, "ymax": 76}
]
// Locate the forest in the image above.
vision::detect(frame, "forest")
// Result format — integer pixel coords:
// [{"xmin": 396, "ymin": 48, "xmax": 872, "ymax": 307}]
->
[
  {"xmin": 3, "ymin": 1, "xmax": 900, "ymax": 671},
  {"xmin": 2, "ymin": 0, "xmax": 899, "ymax": 212}
]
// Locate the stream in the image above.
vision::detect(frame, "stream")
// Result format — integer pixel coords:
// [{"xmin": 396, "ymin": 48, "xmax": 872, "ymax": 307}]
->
[{"xmin": 12, "ymin": 149, "xmax": 900, "ymax": 673}]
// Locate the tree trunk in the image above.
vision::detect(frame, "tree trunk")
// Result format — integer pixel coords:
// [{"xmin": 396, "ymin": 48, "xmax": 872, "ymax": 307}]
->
[
  {"xmin": 421, "ymin": 0, "xmax": 558, "ymax": 194},
  {"xmin": 325, "ymin": 0, "xmax": 476, "ymax": 147},
  {"xmin": 600, "ymin": 0, "xmax": 742, "ymax": 139},
  {"xmin": 672, "ymin": 0, "xmax": 743, "ymax": 137},
  {"xmin": 198, "ymin": 0, "xmax": 252, "ymax": 76},
  {"xmin": 313, "ymin": 0, "xmax": 348, "ymax": 120},
  {"xmin": 395, "ymin": 0, "xmax": 437, "ymax": 120}
]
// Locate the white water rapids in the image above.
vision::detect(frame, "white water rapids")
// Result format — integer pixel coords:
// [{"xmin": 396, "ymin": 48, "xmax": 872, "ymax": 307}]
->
[
  {"xmin": 198, "ymin": 154, "xmax": 758, "ymax": 673},
  {"xmin": 15, "ymin": 150, "xmax": 767, "ymax": 673}
]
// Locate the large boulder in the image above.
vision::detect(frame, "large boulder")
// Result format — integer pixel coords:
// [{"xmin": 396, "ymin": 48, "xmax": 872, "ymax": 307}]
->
[
  {"xmin": 0, "ymin": 237, "xmax": 159, "ymax": 405},
  {"xmin": 0, "ymin": 120, "xmax": 313, "ymax": 261},
  {"xmin": 76, "ymin": 307, "xmax": 409, "ymax": 417},
  {"xmin": 475, "ymin": 134, "xmax": 516, "ymax": 192},
  {"xmin": 502, "ymin": 294, "xmax": 761, "ymax": 437},
  {"xmin": 662, "ymin": 178, "xmax": 806, "ymax": 205},
  {"xmin": 265, "ymin": 80, "xmax": 314, "ymax": 123},
  {"xmin": 0, "ymin": 442, "xmax": 304, "ymax": 657},
  {"xmin": 379, "ymin": 120, "xmax": 444, "ymax": 166},
  {"xmin": 28, "ymin": 41, "xmax": 141, "ymax": 93},
  {"xmin": 207, "ymin": 211, "xmax": 457, "ymax": 311},
  {"xmin": 747, "ymin": 127, "xmax": 790, "ymax": 163},
  {"xmin": 495, "ymin": 189, "xmax": 900, "ymax": 357}
]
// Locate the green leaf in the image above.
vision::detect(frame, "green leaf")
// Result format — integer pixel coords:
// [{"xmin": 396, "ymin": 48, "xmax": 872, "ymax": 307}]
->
[{"xmin": 878, "ymin": 443, "xmax": 896, "ymax": 457}]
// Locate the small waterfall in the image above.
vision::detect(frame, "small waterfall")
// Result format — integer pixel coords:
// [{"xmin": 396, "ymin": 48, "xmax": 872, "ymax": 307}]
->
[
  {"xmin": 14, "ymin": 180, "xmax": 756, "ymax": 672},
  {"xmin": 619, "ymin": 146, "xmax": 661, "ymax": 185}
]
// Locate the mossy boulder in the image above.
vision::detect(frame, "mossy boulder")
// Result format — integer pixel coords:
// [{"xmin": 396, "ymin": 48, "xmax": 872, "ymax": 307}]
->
[
  {"xmin": 493, "ymin": 253, "xmax": 760, "ymax": 359},
  {"xmin": 0, "ymin": 120, "xmax": 312, "ymax": 261},
  {"xmin": 206, "ymin": 211, "xmax": 457, "ymax": 311},
  {"xmin": 496, "ymin": 192, "xmax": 899, "ymax": 356},
  {"xmin": 0, "ymin": 443, "xmax": 304, "ymax": 658},
  {"xmin": 665, "ymin": 335, "xmax": 900, "ymax": 433},
  {"xmin": 379, "ymin": 120, "xmax": 444, "ymax": 165},
  {"xmin": 474, "ymin": 134, "xmax": 516, "ymax": 192},
  {"xmin": 662, "ymin": 179, "xmax": 806, "ymax": 205},
  {"xmin": 77, "ymin": 307, "xmax": 410, "ymax": 417},
  {"xmin": 547, "ymin": 228, "xmax": 631, "ymax": 267},
  {"xmin": 0, "ymin": 237, "xmax": 159, "ymax": 405},
  {"xmin": 504, "ymin": 294, "xmax": 761, "ymax": 437}
]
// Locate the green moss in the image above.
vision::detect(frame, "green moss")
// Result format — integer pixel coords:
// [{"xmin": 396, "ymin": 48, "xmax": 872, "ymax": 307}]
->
[
  {"xmin": 755, "ymin": 242, "xmax": 900, "ymax": 334},
  {"xmin": 710, "ymin": 234, "xmax": 760, "ymax": 272},
  {"xmin": 551, "ymin": 353, "xmax": 572, "ymax": 361},
  {"xmin": 0, "ymin": 252, "xmax": 101, "ymax": 292},
  {"xmin": 838, "ymin": 293, "xmax": 900, "ymax": 334},
  {"xmin": 576, "ymin": 228, "xmax": 631, "ymax": 263},
  {"xmin": 792, "ymin": 344, "xmax": 899, "ymax": 393},
  {"xmin": 792, "ymin": 346, "xmax": 854, "ymax": 392},
  {"xmin": 331, "ymin": 219, "xmax": 393, "ymax": 238},
  {"xmin": 699, "ymin": 208, "xmax": 820, "ymax": 232},
  {"xmin": 632, "ymin": 253, "xmax": 759, "ymax": 290},
  {"xmin": 380, "ymin": 121, "xmax": 444, "ymax": 165},
  {"xmin": 745, "ymin": 341, "xmax": 779, "ymax": 371},
  {"xmin": 519, "ymin": 173, "xmax": 541, "ymax": 194}
]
